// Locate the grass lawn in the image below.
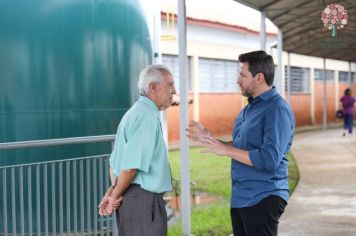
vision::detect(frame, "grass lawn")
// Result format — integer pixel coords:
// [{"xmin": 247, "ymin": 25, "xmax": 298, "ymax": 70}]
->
[
  {"xmin": 169, "ymin": 147, "xmax": 231, "ymax": 198},
  {"xmin": 168, "ymin": 147, "xmax": 299, "ymax": 236}
]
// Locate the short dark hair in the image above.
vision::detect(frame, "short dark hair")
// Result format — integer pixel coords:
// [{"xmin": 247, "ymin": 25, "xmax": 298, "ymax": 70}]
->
[
  {"xmin": 344, "ymin": 88, "xmax": 351, "ymax": 96},
  {"xmin": 238, "ymin": 50, "xmax": 275, "ymax": 86}
]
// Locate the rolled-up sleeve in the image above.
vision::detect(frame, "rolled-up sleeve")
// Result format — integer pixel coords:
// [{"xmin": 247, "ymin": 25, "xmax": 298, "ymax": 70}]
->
[
  {"xmin": 249, "ymin": 106, "xmax": 294, "ymax": 172},
  {"xmin": 120, "ymin": 114, "xmax": 158, "ymax": 173}
]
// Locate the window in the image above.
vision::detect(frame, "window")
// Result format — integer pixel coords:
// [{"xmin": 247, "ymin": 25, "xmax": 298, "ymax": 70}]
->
[
  {"xmin": 338, "ymin": 71, "xmax": 355, "ymax": 83},
  {"xmin": 337, "ymin": 71, "xmax": 356, "ymax": 83},
  {"xmin": 284, "ymin": 66, "xmax": 310, "ymax": 93},
  {"xmin": 314, "ymin": 69, "xmax": 335, "ymax": 81},
  {"xmin": 339, "ymin": 71, "xmax": 350, "ymax": 82},
  {"xmin": 161, "ymin": 54, "xmax": 192, "ymax": 92},
  {"xmin": 198, "ymin": 58, "xmax": 239, "ymax": 93}
]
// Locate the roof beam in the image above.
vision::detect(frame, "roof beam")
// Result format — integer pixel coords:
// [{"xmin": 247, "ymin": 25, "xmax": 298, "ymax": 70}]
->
[
  {"xmin": 278, "ymin": 8, "xmax": 319, "ymax": 29},
  {"xmin": 265, "ymin": 5, "xmax": 321, "ymax": 12},
  {"xmin": 271, "ymin": 0, "xmax": 313, "ymax": 21},
  {"xmin": 285, "ymin": 33, "xmax": 328, "ymax": 51},
  {"xmin": 283, "ymin": 25, "xmax": 321, "ymax": 41},
  {"xmin": 234, "ymin": 0, "xmax": 356, "ymax": 62},
  {"xmin": 260, "ymin": 0, "xmax": 283, "ymax": 10},
  {"xmin": 285, "ymin": 32, "xmax": 353, "ymax": 52},
  {"xmin": 293, "ymin": 47, "xmax": 355, "ymax": 62},
  {"xmin": 314, "ymin": 51, "xmax": 356, "ymax": 62},
  {"xmin": 278, "ymin": 17, "xmax": 317, "ymax": 31}
]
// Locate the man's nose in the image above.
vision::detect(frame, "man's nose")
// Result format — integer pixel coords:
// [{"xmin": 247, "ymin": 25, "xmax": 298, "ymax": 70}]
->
[{"xmin": 172, "ymin": 86, "xmax": 177, "ymax": 94}]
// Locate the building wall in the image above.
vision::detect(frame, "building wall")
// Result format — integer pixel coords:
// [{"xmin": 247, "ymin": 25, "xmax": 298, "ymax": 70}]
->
[
  {"xmin": 290, "ymin": 94, "xmax": 312, "ymax": 126},
  {"xmin": 198, "ymin": 93, "xmax": 242, "ymax": 136},
  {"xmin": 167, "ymin": 93, "xmax": 242, "ymax": 141},
  {"xmin": 167, "ymin": 98, "xmax": 194, "ymax": 142},
  {"xmin": 314, "ymin": 82, "xmax": 337, "ymax": 124},
  {"xmin": 160, "ymin": 17, "xmax": 356, "ymax": 143}
]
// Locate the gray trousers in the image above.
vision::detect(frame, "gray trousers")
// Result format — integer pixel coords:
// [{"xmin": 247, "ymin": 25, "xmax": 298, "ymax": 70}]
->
[{"xmin": 116, "ymin": 184, "xmax": 167, "ymax": 236}]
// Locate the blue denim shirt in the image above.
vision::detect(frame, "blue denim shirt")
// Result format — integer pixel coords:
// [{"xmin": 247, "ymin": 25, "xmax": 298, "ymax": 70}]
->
[{"xmin": 231, "ymin": 87, "xmax": 295, "ymax": 208}]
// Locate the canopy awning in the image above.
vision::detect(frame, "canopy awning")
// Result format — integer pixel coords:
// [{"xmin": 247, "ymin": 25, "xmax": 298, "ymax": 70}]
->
[{"xmin": 234, "ymin": 0, "xmax": 356, "ymax": 62}]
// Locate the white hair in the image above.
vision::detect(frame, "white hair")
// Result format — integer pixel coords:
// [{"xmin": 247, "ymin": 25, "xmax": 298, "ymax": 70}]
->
[{"xmin": 138, "ymin": 64, "xmax": 171, "ymax": 95}]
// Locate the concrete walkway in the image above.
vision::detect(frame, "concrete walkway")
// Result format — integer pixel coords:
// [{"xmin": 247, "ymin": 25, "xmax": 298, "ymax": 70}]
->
[{"xmin": 279, "ymin": 129, "xmax": 356, "ymax": 236}]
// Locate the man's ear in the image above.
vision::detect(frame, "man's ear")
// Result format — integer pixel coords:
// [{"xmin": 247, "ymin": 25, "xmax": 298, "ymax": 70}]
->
[
  {"xmin": 256, "ymin": 73, "xmax": 265, "ymax": 84},
  {"xmin": 149, "ymin": 82, "xmax": 156, "ymax": 93}
]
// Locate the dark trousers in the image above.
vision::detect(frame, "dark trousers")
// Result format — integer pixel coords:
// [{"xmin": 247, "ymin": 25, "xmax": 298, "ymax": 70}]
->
[
  {"xmin": 231, "ymin": 195, "xmax": 287, "ymax": 236},
  {"xmin": 116, "ymin": 184, "xmax": 167, "ymax": 236},
  {"xmin": 343, "ymin": 114, "xmax": 354, "ymax": 134}
]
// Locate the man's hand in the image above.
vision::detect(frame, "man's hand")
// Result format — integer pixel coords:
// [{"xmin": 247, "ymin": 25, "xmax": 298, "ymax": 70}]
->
[
  {"xmin": 200, "ymin": 135, "xmax": 230, "ymax": 156},
  {"xmin": 109, "ymin": 195, "xmax": 123, "ymax": 210},
  {"xmin": 98, "ymin": 185, "xmax": 123, "ymax": 216},
  {"xmin": 187, "ymin": 121, "xmax": 251, "ymax": 166},
  {"xmin": 98, "ymin": 195, "xmax": 114, "ymax": 216},
  {"xmin": 187, "ymin": 121, "xmax": 229, "ymax": 156},
  {"xmin": 186, "ymin": 121, "xmax": 211, "ymax": 141}
]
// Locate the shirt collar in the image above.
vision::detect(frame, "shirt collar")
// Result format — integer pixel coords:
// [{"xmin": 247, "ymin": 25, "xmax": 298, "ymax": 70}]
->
[
  {"xmin": 253, "ymin": 86, "xmax": 277, "ymax": 103},
  {"xmin": 139, "ymin": 95, "xmax": 159, "ymax": 113}
]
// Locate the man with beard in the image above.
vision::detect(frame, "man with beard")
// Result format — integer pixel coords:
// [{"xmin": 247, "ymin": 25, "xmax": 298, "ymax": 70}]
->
[{"xmin": 187, "ymin": 51, "xmax": 295, "ymax": 236}]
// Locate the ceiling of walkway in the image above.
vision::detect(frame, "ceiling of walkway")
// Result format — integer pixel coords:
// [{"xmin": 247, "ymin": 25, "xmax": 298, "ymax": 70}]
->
[{"xmin": 234, "ymin": 0, "xmax": 356, "ymax": 62}]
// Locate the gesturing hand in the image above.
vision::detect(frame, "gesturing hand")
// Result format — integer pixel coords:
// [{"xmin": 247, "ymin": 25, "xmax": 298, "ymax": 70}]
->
[
  {"xmin": 199, "ymin": 135, "xmax": 230, "ymax": 156},
  {"xmin": 186, "ymin": 121, "xmax": 211, "ymax": 141}
]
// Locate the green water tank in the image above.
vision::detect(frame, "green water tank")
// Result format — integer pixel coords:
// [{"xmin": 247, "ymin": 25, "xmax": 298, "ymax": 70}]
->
[{"xmin": 0, "ymin": 0, "xmax": 153, "ymax": 233}]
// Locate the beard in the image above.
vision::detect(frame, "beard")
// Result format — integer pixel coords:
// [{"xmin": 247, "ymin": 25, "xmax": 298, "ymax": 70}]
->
[{"xmin": 241, "ymin": 89, "xmax": 253, "ymax": 98}]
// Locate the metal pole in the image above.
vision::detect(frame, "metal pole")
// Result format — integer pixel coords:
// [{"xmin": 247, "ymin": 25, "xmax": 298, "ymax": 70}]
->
[
  {"xmin": 0, "ymin": 135, "xmax": 115, "ymax": 150},
  {"xmin": 177, "ymin": 0, "xmax": 191, "ymax": 235},
  {"xmin": 260, "ymin": 11, "xmax": 266, "ymax": 51},
  {"xmin": 323, "ymin": 58, "xmax": 327, "ymax": 130},
  {"xmin": 277, "ymin": 29, "xmax": 283, "ymax": 96},
  {"xmin": 348, "ymin": 61, "xmax": 352, "ymax": 87},
  {"xmin": 287, "ymin": 52, "xmax": 291, "ymax": 105}
]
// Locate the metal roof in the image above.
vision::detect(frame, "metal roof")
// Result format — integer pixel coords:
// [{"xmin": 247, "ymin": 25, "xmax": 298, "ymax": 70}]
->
[{"xmin": 234, "ymin": 0, "xmax": 356, "ymax": 62}]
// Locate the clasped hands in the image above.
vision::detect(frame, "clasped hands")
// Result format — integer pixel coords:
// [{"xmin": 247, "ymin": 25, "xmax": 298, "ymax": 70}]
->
[
  {"xmin": 186, "ymin": 121, "xmax": 229, "ymax": 156},
  {"xmin": 98, "ymin": 186, "xmax": 122, "ymax": 216}
]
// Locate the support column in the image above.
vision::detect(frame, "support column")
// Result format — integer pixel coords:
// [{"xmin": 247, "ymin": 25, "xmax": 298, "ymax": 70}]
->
[
  {"xmin": 322, "ymin": 58, "xmax": 327, "ymax": 130},
  {"xmin": 335, "ymin": 69, "xmax": 339, "ymax": 116},
  {"xmin": 260, "ymin": 11, "xmax": 266, "ymax": 51},
  {"xmin": 177, "ymin": 0, "xmax": 191, "ymax": 235},
  {"xmin": 349, "ymin": 61, "xmax": 352, "ymax": 87},
  {"xmin": 310, "ymin": 68, "xmax": 315, "ymax": 125},
  {"xmin": 192, "ymin": 56, "xmax": 199, "ymax": 122},
  {"xmin": 277, "ymin": 29, "xmax": 284, "ymax": 96},
  {"xmin": 287, "ymin": 52, "xmax": 291, "ymax": 105}
]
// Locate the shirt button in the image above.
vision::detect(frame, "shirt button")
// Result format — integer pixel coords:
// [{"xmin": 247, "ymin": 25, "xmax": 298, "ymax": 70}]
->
[{"xmin": 243, "ymin": 119, "xmax": 245, "ymax": 122}]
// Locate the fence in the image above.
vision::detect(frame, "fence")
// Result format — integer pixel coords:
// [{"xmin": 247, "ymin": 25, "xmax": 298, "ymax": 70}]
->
[{"xmin": 0, "ymin": 135, "xmax": 118, "ymax": 236}]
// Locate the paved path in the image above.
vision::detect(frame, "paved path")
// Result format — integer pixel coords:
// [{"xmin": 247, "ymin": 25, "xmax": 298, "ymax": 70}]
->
[{"xmin": 279, "ymin": 129, "xmax": 356, "ymax": 236}]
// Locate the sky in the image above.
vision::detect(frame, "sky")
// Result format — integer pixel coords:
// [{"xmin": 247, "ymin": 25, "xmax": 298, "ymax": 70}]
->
[{"xmin": 160, "ymin": 0, "xmax": 278, "ymax": 33}]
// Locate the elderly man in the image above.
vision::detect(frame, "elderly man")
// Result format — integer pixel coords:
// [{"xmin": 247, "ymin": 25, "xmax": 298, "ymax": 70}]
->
[
  {"xmin": 98, "ymin": 64, "xmax": 176, "ymax": 236},
  {"xmin": 187, "ymin": 51, "xmax": 295, "ymax": 236}
]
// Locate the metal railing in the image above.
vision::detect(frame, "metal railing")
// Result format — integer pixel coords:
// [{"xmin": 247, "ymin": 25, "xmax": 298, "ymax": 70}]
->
[
  {"xmin": 0, "ymin": 135, "xmax": 118, "ymax": 236},
  {"xmin": 0, "ymin": 135, "xmax": 116, "ymax": 151}
]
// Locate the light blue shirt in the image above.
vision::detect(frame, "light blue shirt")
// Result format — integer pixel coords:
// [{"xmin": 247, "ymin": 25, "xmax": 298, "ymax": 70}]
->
[
  {"xmin": 231, "ymin": 87, "xmax": 295, "ymax": 208},
  {"xmin": 109, "ymin": 96, "xmax": 172, "ymax": 193}
]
